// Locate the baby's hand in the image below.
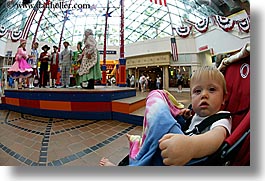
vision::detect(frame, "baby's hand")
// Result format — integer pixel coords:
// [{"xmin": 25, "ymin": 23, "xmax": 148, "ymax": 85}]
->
[
  {"xmin": 178, "ymin": 108, "xmax": 192, "ymax": 120},
  {"xmin": 159, "ymin": 133, "xmax": 194, "ymax": 165}
]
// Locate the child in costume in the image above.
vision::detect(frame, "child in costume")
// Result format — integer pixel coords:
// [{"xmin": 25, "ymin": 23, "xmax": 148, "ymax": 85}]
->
[
  {"xmin": 49, "ymin": 45, "xmax": 59, "ymax": 88},
  {"xmin": 71, "ymin": 42, "xmax": 82, "ymax": 87},
  {"xmin": 8, "ymin": 39, "xmax": 33, "ymax": 89},
  {"xmin": 39, "ymin": 45, "xmax": 50, "ymax": 88},
  {"xmin": 26, "ymin": 41, "xmax": 39, "ymax": 88},
  {"xmin": 60, "ymin": 41, "xmax": 73, "ymax": 88}
]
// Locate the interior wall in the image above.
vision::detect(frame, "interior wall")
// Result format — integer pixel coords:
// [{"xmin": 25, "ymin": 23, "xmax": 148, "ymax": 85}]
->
[{"xmin": 0, "ymin": 38, "xmax": 7, "ymax": 57}]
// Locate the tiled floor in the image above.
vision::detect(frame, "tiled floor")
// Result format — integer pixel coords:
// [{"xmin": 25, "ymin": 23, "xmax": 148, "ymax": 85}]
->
[{"xmin": 0, "ymin": 90, "xmax": 191, "ymax": 166}]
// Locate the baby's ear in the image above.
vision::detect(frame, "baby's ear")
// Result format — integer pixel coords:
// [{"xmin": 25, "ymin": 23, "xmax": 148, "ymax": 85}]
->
[
  {"xmin": 224, "ymin": 93, "xmax": 228, "ymax": 103},
  {"xmin": 221, "ymin": 94, "xmax": 228, "ymax": 110},
  {"xmin": 223, "ymin": 93, "xmax": 228, "ymax": 104}
]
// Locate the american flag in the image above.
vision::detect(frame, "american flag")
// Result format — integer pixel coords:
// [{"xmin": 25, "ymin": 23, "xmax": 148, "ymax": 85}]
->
[
  {"xmin": 149, "ymin": 0, "xmax": 167, "ymax": 6},
  {"xmin": 21, "ymin": 0, "xmax": 41, "ymax": 39},
  {"xmin": 170, "ymin": 37, "xmax": 178, "ymax": 61}
]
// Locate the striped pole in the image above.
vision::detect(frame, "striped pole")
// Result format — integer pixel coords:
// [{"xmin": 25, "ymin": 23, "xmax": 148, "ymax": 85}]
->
[{"xmin": 101, "ymin": 0, "xmax": 110, "ymax": 85}]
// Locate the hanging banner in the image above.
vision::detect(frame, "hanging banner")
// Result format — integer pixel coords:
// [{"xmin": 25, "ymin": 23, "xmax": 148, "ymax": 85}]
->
[
  {"xmin": 174, "ymin": 26, "xmax": 192, "ymax": 38},
  {"xmin": 10, "ymin": 30, "xmax": 23, "ymax": 42},
  {"xmin": 237, "ymin": 17, "xmax": 250, "ymax": 33},
  {"xmin": 0, "ymin": 25, "xmax": 8, "ymax": 38},
  {"xmin": 194, "ymin": 17, "xmax": 209, "ymax": 33},
  {"xmin": 214, "ymin": 15, "xmax": 235, "ymax": 32}
]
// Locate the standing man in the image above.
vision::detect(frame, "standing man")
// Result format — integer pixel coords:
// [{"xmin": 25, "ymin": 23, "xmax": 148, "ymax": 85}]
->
[
  {"xmin": 39, "ymin": 45, "xmax": 50, "ymax": 88},
  {"xmin": 176, "ymin": 71, "xmax": 183, "ymax": 93},
  {"xmin": 60, "ymin": 41, "xmax": 72, "ymax": 88},
  {"xmin": 156, "ymin": 74, "xmax": 162, "ymax": 90},
  {"xmin": 49, "ymin": 45, "xmax": 59, "ymax": 88},
  {"xmin": 139, "ymin": 74, "xmax": 146, "ymax": 92},
  {"xmin": 130, "ymin": 74, "xmax": 135, "ymax": 88}
]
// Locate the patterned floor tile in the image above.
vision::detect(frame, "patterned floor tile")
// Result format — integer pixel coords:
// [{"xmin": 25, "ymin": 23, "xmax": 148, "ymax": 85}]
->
[{"xmin": 0, "ymin": 110, "xmax": 141, "ymax": 166}]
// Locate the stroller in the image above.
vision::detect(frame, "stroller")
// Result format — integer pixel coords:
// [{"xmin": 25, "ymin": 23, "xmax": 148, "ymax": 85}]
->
[
  {"xmin": 204, "ymin": 43, "xmax": 250, "ymax": 166},
  {"xmin": 118, "ymin": 43, "xmax": 250, "ymax": 166}
]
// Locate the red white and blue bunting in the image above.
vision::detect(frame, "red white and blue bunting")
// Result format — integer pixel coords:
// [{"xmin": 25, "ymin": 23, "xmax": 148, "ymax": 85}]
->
[
  {"xmin": 10, "ymin": 30, "xmax": 22, "ymax": 42},
  {"xmin": 194, "ymin": 17, "xmax": 209, "ymax": 33},
  {"xmin": 214, "ymin": 15, "xmax": 235, "ymax": 32},
  {"xmin": 0, "ymin": 25, "xmax": 8, "ymax": 38},
  {"xmin": 173, "ymin": 15, "xmax": 249, "ymax": 38},
  {"xmin": 0, "ymin": 25, "xmax": 24, "ymax": 42},
  {"xmin": 173, "ymin": 26, "xmax": 192, "ymax": 38},
  {"xmin": 0, "ymin": 14, "xmax": 251, "ymax": 41},
  {"xmin": 237, "ymin": 17, "xmax": 250, "ymax": 33}
]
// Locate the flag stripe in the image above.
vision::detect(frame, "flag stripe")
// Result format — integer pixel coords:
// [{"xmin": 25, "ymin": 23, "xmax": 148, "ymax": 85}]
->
[
  {"xmin": 25, "ymin": 10, "xmax": 38, "ymax": 39},
  {"xmin": 22, "ymin": 11, "xmax": 33, "ymax": 38},
  {"xmin": 150, "ymin": 0, "xmax": 167, "ymax": 6},
  {"xmin": 22, "ymin": 10, "xmax": 37, "ymax": 39},
  {"xmin": 171, "ymin": 37, "xmax": 178, "ymax": 61},
  {"xmin": 22, "ymin": 0, "xmax": 40, "ymax": 39}
]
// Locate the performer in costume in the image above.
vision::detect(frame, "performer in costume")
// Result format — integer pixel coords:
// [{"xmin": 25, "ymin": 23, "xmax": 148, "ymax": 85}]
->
[
  {"xmin": 78, "ymin": 29, "xmax": 101, "ymax": 89},
  {"xmin": 49, "ymin": 45, "xmax": 59, "ymax": 88},
  {"xmin": 27, "ymin": 42, "xmax": 39, "ymax": 88},
  {"xmin": 72, "ymin": 41, "xmax": 82, "ymax": 87},
  {"xmin": 39, "ymin": 45, "xmax": 50, "ymax": 88},
  {"xmin": 8, "ymin": 39, "xmax": 33, "ymax": 89},
  {"xmin": 60, "ymin": 41, "xmax": 73, "ymax": 88}
]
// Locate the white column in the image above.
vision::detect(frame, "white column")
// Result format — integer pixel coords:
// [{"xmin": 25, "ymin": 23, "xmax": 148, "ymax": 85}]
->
[{"xmin": 163, "ymin": 65, "xmax": 169, "ymax": 90}]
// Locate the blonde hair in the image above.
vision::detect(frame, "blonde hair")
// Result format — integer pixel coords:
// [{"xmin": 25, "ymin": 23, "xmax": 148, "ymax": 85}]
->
[{"xmin": 190, "ymin": 66, "xmax": 227, "ymax": 94}]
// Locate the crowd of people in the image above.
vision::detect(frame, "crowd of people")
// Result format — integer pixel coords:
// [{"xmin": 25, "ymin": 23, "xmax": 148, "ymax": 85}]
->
[
  {"xmin": 7, "ymin": 29, "xmax": 101, "ymax": 89},
  {"xmin": 125, "ymin": 73, "xmax": 163, "ymax": 92},
  {"xmin": 7, "ymin": 34, "xmax": 183, "ymax": 92}
]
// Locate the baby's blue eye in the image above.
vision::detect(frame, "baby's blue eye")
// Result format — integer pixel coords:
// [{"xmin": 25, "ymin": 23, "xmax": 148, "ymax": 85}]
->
[
  {"xmin": 209, "ymin": 87, "xmax": 216, "ymax": 92},
  {"xmin": 193, "ymin": 89, "xmax": 201, "ymax": 94}
]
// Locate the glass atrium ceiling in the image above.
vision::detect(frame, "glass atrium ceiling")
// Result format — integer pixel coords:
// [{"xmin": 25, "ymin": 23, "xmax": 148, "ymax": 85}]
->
[{"xmin": 0, "ymin": 0, "xmax": 240, "ymax": 46}]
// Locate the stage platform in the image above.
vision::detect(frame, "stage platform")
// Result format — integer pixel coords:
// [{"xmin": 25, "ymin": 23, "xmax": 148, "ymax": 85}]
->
[{"xmin": 0, "ymin": 86, "xmax": 146, "ymax": 126}]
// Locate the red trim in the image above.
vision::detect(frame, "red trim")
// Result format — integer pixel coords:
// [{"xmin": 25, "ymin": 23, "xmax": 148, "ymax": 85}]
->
[
  {"xmin": 19, "ymin": 99, "xmax": 40, "ymax": 109},
  {"xmin": 71, "ymin": 102, "xmax": 111, "ymax": 112}
]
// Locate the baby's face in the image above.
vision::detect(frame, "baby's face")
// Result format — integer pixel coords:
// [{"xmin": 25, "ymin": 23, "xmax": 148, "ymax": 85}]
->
[{"xmin": 191, "ymin": 76, "xmax": 225, "ymax": 117}]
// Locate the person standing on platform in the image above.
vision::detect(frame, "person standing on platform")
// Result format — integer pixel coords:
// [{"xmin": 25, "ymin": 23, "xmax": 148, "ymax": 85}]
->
[
  {"xmin": 60, "ymin": 41, "xmax": 73, "ymax": 88},
  {"xmin": 72, "ymin": 41, "xmax": 83, "ymax": 87},
  {"xmin": 78, "ymin": 29, "xmax": 101, "ymax": 89},
  {"xmin": 39, "ymin": 45, "xmax": 50, "ymax": 88},
  {"xmin": 8, "ymin": 39, "xmax": 33, "ymax": 89},
  {"xmin": 27, "ymin": 42, "xmax": 39, "ymax": 89},
  {"xmin": 49, "ymin": 45, "xmax": 59, "ymax": 88}
]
